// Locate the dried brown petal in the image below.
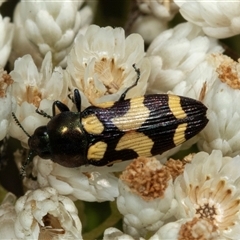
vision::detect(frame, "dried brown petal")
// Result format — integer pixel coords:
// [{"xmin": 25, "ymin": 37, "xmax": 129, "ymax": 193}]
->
[{"xmin": 165, "ymin": 154, "xmax": 194, "ymax": 180}]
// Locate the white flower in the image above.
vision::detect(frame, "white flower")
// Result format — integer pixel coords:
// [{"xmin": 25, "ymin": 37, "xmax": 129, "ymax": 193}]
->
[
  {"xmin": 137, "ymin": 0, "xmax": 179, "ymax": 21},
  {"xmin": 10, "ymin": 0, "xmax": 92, "ymax": 68},
  {"xmin": 35, "ymin": 157, "xmax": 119, "ymax": 202},
  {"xmin": 153, "ymin": 218, "xmax": 220, "ymax": 240},
  {"xmin": 0, "ymin": 14, "xmax": 14, "ymax": 67},
  {"xmin": 175, "ymin": 0, "xmax": 240, "ymax": 38},
  {"xmin": 67, "ymin": 25, "xmax": 150, "ymax": 108},
  {"xmin": 0, "ymin": 67, "xmax": 15, "ymax": 140},
  {"xmin": 174, "ymin": 150, "xmax": 240, "ymax": 239},
  {"xmin": 117, "ymin": 157, "xmax": 177, "ymax": 238},
  {"xmin": 146, "ymin": 22, "xmax": 223, "ymax": 94},
  {"xmin": 195, "ymin": 53, "xmax": 240, "ymax": 157},
  {"xmin": 0, "ymin": 193, "xmax": 18, "ymax": 239},
  {"xmin": 14, "ymin": 187, "xmax": 82, "ymax": 239},
  {"xmin": 9, "ymin": 52, "xmax": 68, "ymax": 145}
]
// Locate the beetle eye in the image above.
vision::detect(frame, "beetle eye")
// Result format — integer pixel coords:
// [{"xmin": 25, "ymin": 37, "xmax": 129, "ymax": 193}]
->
[{"xmin": 28, "ymin": 126, "xmax": 51, "ymax": 159}]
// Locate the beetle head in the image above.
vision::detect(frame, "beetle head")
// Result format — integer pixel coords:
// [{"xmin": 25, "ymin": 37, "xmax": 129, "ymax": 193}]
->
[{"xmin": 28, "ymin": 126, "xmax": 52, "ymax": 159}]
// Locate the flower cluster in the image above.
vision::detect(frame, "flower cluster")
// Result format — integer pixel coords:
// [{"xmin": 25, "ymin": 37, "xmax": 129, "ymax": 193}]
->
[{"xmin": 1, "ymin": 1, "xmax": 240, "ymax": 239}]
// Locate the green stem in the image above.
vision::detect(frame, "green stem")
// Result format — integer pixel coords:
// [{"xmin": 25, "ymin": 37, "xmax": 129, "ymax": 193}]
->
[{"xmin": 82, "ymin": 201, "xmax": 122, "ymax": 240}]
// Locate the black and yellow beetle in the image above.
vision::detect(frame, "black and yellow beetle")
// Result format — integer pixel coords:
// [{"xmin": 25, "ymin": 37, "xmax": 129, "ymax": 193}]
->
[{"xmin": 13, "ymin": 65, "xmax": 208, "ymax": 175}]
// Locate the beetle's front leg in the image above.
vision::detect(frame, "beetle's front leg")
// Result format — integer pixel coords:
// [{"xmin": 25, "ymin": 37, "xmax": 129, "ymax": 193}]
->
[{"xmin": 68, "ymin": 89, "xmax": 82, "ymax": 113}]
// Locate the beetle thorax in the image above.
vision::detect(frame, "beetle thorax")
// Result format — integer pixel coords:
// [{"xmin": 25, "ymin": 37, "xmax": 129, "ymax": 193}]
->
[{"xmin": 46, "ymin": 112, "xmax": 88, "ymax": 167}]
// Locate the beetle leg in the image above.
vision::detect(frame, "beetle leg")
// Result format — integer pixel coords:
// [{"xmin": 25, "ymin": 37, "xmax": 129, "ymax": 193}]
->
[
  {"xmin": 52, "ymin": 101, "xmax": 70, "ymax": 116},
  {"xmin": 118, "ymin": 64, "xmax": 141, "ymax": 101},
  {"xmin": 36, "ymin": 109, "xmax": 52, "ymax": 119},
  {"xmin": 74, "ymin": 89, "xmax": 82, "ymax": 112},
  {"xmin": 73, "ymin": 89, "xmax": 82, "ymax": 112},
  {"xmin": 68, "ymin": 89, "xmax": 82, "ymax": 113}
]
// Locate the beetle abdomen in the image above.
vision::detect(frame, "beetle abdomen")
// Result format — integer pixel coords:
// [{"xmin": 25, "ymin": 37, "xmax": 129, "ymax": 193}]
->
[{"xmin": 81, "ymin": 94, "xmax": 208, "ymax": 166}]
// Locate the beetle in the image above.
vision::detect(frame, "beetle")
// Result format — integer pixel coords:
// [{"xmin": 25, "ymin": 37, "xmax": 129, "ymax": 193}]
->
[{"xmin": 12, "ymin": 65, "xmax": 208, "ymax": 176}]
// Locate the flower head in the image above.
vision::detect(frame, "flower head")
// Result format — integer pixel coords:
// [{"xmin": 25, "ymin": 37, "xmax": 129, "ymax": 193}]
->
[
  {"xmin": 10, "ymin": 0, "xmax": 92, "ymax": 68},
  {"xmin": 14, "ymin": 187, "xmax": 82, "ymax": 239},
  {"xmin": 146, "ymin": 22, "xmax": 223, "ymax": 94},
  {"xmin": 175, "ymin": 0, "xmax": 240, "ymax": 38},
  {"xmin": 35, "ymin": 157, "xmax": 119, "ymax": 202},
  {"xmin": 174, "ymin": 150, "xmax": 240, "ymax": 239},
  {"xmin": 117, "ymin": 157, "xmax": 177, "ymax": 238},
  {"xmin": 9, "ymin": 52, "xmax": 68, "ymax": 144},
  {"xmin": 195, "ymin": 53, "xmax": 240, "ymax": 157},
  {"xmin": 67, "ymin": 25, "xmax": 150, "ymax": 108}
]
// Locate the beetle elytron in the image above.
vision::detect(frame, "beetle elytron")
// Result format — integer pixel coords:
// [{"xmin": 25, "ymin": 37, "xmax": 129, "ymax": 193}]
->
[{"xmin": 13, "ymin": 65, "xmax": 208, "ymax": 175}]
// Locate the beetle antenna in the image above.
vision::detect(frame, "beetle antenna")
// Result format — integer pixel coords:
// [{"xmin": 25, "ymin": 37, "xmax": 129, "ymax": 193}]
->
[
  {"xmin": 36, "ymin": 109, "xmax": 52, "ymax": 119},
  {"xmin": 12, "ymin": 112, "xmax": 31, "ymax": 138},
  {"xmin": 20, "ymin": 151, "xmax": 35, "ymax": 177},
  {"xmin": 12, "ymin": 113, "xmax": 35, "ymax": 178}
]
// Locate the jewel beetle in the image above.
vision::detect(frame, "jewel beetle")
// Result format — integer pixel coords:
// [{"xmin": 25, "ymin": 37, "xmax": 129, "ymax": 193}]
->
[{"xmin": 13, "ymin": 65, "xmax": 208, "ymax": 175}]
